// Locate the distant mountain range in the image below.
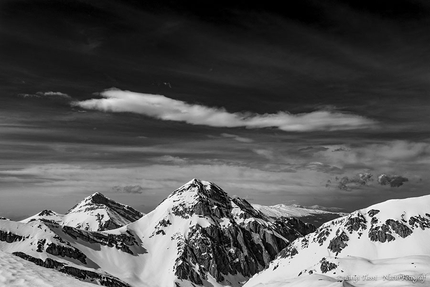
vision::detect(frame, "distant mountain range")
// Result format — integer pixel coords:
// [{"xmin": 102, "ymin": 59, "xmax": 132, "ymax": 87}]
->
[
  {"xmin": 253, "ymin": 203, "xmax": 347, "ymax": 227},
  {"xmin": 2, "ymin": 179, "xmax": 428, "ymax": 287}
]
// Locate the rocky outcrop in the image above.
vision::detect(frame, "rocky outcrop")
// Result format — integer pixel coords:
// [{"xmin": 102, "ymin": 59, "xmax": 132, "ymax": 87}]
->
[
  {"xmin": 328, "ymin": 231, "xmax": 349, "ymax": 254},
  {"xmin": 62, "ymin": 226, "xmax": 139, "ymax": 254},
  {"xmin": 320, "ymin": 257, "xmax": 337, "ymax": 273},
  {"xmin": 385, "ymin": 219, "xmax": 413, "ymax": 238},
  {"xmin": 367, "ymin": 209, "xmax": 380, "ymax": 217},
  {"xmin": 0, "ymin": 230, "xmax": 25, "ymax": 243},
  {"xmin": 46, "ymin": 242, "xmax": 87, "ymax": 264},
  {"xmin": 409, "ymin": 215, "xmax": 430, "ymax": 230},
  {"xmin": 12, "ymin": 252, "xmax": 131, "ymax": 287},
  {"xmin": 368, "ymin": 219, "xmax": 412, "ymax": 242},
  {"xmin": 345, "ymin": 213, "xmax": 367, "ymax": 233}
]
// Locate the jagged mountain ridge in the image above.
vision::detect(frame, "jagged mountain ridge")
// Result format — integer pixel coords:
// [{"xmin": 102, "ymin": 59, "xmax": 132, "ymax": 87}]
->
[
  {"xmin": 21, "ymin": 192, "xmax": 144, "ymax": 231},
  {"xmin": 244, "ymin": 194, "xmax": 430, "ymax": 287},
  {"xmin": 1, "ymin": 179, "xmax": 315, "ymax": 287}
]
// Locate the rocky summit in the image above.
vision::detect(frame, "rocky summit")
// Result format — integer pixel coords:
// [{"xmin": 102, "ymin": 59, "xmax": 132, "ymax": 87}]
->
[{"xmin": 0, "ymin": 179, "xmax": 315, "ymax": 287}]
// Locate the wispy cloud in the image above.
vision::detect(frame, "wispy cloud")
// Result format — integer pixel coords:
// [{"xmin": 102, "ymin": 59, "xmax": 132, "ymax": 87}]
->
[
  {"xmin": 18, "ymin": 91, "xmax": 71, "ymax": 99},
  {"xmin": 220, "ymin": 133, "xmax": 254, "ymax": 143},
  {"xmin": 154, "ymin": 155, "xmax": 187, "ymax": 164},
  {"xmin": 72, "ymin": 89, "xmax": 376, "ymax": 132},
  {"xmin": 112, "ymin": 185, "xmax": 145, "ymax": 194}
]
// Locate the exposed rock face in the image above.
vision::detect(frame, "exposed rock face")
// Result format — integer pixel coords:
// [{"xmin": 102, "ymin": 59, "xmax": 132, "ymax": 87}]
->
[
  {"xmin": 328, "ymin": 231, "xmax": 349, "ymax": 254},
  {"xmin": 367, "ymin": 209, "xmax": 380, "ymax": 217},
  {"xmin": 45, "ymin": 242, "xmax": 87, "ymax": 264},
  {"xmin": 166, "ymin": 179, "xmax": 316, "ymax": 285},
  {"xmin": 0, "ymin": 230, "xmax": 25, "ymax": 243},
  {"xmin": 345, "ymin": 213, "xmax": 367, "ymax": 232},
  {"xmin": 319, "ymin": 257, "xmax": 337, "ymax": 273},
  {"xmin": 12, "ymin": 252, "xmax": 131, "ymax": 287},
  {"xmin": 62, "ymin": 226, "xmax": 140, "ymax": 255}
]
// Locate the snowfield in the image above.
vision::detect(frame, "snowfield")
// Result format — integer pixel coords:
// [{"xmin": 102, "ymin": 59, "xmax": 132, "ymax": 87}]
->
[{"xmin": 0, "ymin": 250, "xmax": 94, "ymax": 287}]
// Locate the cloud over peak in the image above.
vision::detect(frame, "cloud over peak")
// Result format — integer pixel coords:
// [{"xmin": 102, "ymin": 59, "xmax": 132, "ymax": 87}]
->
[{"xmin": 72, "ymin": 89, "xmax": 376, "ymax": 132}]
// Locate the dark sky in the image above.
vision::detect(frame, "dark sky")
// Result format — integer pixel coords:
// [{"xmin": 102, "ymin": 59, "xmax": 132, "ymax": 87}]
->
[{"xmin": 1, "ymin": 0, "xmax": 430, "ymax": 219}]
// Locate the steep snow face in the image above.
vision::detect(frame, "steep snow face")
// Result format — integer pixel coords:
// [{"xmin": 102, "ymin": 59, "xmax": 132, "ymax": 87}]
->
[
  {"xmin": 252, "ymin": 203, "xmax": 347, "ymax": 227},
  {"xmin": 245, "ymin": 195, "xmax": 430, "ymax": 287},
  {"xmin": 0, "ymin": 250, "xmax": 95, "ymax": 287},
  {"xmin": 21, "ymin": 192, "xmax": 144, "ymax": 232}
]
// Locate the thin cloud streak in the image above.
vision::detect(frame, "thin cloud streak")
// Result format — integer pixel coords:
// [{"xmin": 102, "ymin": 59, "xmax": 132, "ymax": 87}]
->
[{"xmin": 73, "ymin": 89, "xmax": 377, "ymax": 132}]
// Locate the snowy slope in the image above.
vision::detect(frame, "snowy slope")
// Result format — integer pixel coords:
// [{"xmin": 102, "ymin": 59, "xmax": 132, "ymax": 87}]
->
[
  {"xmin": 0, "ymin": 250, "xmax": 95, "ymax": 287},
  {"xmin": 253, "ymin": 203, "xmax": 347, "ymax": 226},
  {"xmin": 244, "ymin": 195, "xmax": 430, "ymax": 287},
  {"xmin": 21, "ymin": 192, "xmax": 144, "ymax": 231},
  {"xmin": 0, "ymin": 219, "xmax": 132, "ymax": 286}
]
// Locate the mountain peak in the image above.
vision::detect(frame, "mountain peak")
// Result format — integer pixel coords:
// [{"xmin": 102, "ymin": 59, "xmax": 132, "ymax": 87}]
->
[
  {"xmin": 87, "ymin": 192, "xmax": 109, "ymax": 204},
  {"xmin": 37, "ymin": 209, "xmax": 57, "ymax": 216},
  {"xmin": 64, "ymin": 192, "xmax": 144, "ymax": 231},
  {"xmin": 168, "ymin": 178, "xmax": 230, "ymax": 209}
]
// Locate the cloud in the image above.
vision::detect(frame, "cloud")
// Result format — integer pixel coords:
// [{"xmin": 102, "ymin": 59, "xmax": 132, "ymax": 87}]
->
[
  {"xmin": 253, "ymin": 149, "xmax": 275, "ymax": 160},
  {"xmin": 155, "ymin": 155, "xmax": 187, "ymax": 164},
  {"xmin": 377, "ymin": 174, "xmax": 409, "ymax": 188},
  {"xmin": 18, "ymin": 91, "xmax": 71, "ymax": 99},
  {"xmin": 325, "ymin": 141, "xmax": 430, "ymax": 171},
  {"xmin": 112, "ymin": 185, "xmax": 145, "ymax": 194},
  {"xmin": 72, "ymin": 89, "xmax": 376, "ymax": 132},
  {"xmin": 303, "ymin": 162, "xmax": 343, "ymax": 174},
  {"xmin": 220, "ymin": 133, "xmax": 254, "ymax": 143}
]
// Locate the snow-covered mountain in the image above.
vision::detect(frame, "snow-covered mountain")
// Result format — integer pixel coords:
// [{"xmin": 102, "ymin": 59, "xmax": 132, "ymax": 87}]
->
[
  {"xmin": 1, "ymin": 179, "xmax": 315, "ymax": 287},
  {"xmin": 244, "ymin": 195, "xmax": 430, "ymax": 287},
  {"xmin": 21, "ymin": 209, "xmax": 64, "ymax": 224},
  {"xmin": 21, "ymin": 192, "xmax": 144, "ymax": 231},
  {"xmin": 253, "ymin": 203, "xmax": 347, "ymax": 227}
]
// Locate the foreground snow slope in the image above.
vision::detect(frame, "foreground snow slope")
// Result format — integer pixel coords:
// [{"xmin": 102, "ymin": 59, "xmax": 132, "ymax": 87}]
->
[
  {"xmin": 245, "ymin": 195, "xmax": 430, "ymax": 287},
  {"xmin": 21, "ymin": 192, "xmax": 144, "ymax": 231},
  {"xmin": 0, "ymin": 250, "xmax": 95, "ymax": 287}
]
